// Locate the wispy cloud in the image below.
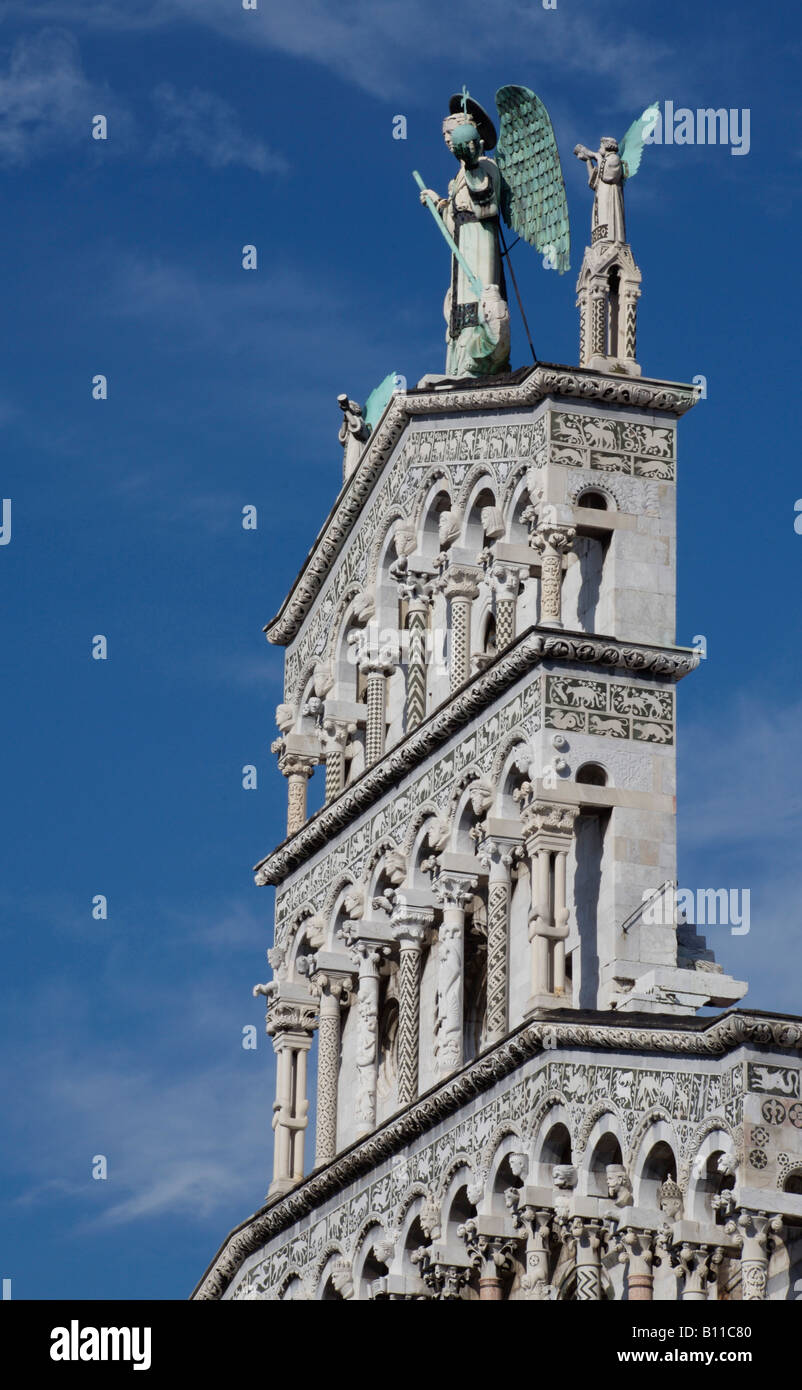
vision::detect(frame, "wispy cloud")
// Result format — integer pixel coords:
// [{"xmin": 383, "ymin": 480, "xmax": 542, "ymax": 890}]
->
[
  {"xmin": 0, "ymin": 27, "xmax": 123, "ymax": 166},
  {"xmin": 149, "ymin": 82, "xmax": 287, "ymax": 175},
  {"xmin": 1, "ymin": 1, "xmax": 713, "ymax": 106}
]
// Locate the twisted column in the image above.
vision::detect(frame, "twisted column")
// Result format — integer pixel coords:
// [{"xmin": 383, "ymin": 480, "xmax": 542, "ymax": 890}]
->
[
  {"xmin": 431, "ymin": 871, "xmax": 477, "ymax": 1077},
  {"xmin": 531, "ymin": 525, "xmax": 575, "ymax": 629},
  {"xmin": 278, "ymin": 754, "xmax": 315, "ymax": 836}
]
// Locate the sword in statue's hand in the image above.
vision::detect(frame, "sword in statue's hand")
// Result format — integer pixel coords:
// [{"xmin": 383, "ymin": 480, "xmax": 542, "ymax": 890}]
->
[{"xmin": 412, "ymin": 170, "xmax": 484, "ymax": 302}]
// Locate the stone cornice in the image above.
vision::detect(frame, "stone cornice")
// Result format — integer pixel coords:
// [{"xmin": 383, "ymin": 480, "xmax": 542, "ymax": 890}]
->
[
  {"xmin": 190, "ymin": 1008, "xmax": 802, "ymax": 1301},
  {"xmin": 265, "ymin": 363, "xmax": 699, "ymax": 649},
  {"xmin": 254, "ymin": 627, "xmax": 699, "ymax": 888}
]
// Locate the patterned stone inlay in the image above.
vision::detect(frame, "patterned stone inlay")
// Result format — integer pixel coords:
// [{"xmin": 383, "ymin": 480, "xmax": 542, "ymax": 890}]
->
[
  {"xmin": 545, "ymin": 675, "xmax": 674, "ymax": 744},
  {"xmin": 550, "ymin": 411, "xmax": 675, "ymax": 480}
]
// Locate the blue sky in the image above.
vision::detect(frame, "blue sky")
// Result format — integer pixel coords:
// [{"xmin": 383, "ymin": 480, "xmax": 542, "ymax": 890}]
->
[{"xmin": 0, "ymin": 0, "xmax": 800, "ymax": 1300}]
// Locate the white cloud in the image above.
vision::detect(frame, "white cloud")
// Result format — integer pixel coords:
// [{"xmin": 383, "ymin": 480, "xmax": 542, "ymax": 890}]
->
[
  {"xmin": 0, "ymin": 28, "xmax": 120, "ymax": 166},
  {"xmin": 149, "ymin": 82, "xmax": 287, "ymax": 175},
  {"xmin": 0, "ymin": 1, "xmax": 702, "ymax": 106}
]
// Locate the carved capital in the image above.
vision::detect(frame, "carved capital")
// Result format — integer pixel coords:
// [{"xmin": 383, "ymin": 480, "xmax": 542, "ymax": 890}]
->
[
  {"xmin": 277, "ymin": 753, "xmax": 316, "ymax": 781},
  {"xmin": 531, "ymin": 523, "xmax": 576, "ymax": 557},
  {"xmin": 431, "ymin": 870, "xmax": 478, "ymax": 911}
]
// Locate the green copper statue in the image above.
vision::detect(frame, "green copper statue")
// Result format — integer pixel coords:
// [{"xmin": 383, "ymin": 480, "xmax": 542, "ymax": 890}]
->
[{"xmin": 416, "ymin": 87, "xmax": 570, "ymax": 379}]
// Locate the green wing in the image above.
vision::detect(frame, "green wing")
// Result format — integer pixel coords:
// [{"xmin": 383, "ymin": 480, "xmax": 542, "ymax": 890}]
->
[
  {"xmin": 495, "ymin": 84, "xmax": 570, "ymax": 274},
  {"xmin": 619, "ymin": 101, "xmax": 660, "ymax": 179}
]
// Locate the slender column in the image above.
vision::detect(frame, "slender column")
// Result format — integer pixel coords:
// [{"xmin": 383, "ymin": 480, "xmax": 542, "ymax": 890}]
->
[
  {"xmin": 487, "ymin": 562, "xmax": 526, "ymax": 651},
  {"xmin": 571, "ymin": 1218, "xmax": 604, "ymax": 1300},
  {"xmin": 531, "ymin": 525, "xmax": 576, "ymax": 629},
  {"xmin": 441, "ymin": 567, "xmax": 480, "ymax": 692},
  {"xmin": 353, "ymin": 943, "xmax": 383, "ymax": 1136},
  {"xmin": 398, "ymin": 573, "xmax": 432, "ymax": 732},
  {"xmin": 577, "ymin": 288, "xmax": 589, "ymax": 365},
  {"xmin": 431, "ymin": 871, "xmax": 477, "ymax": 1077},
  {"xmin": 516, "ymin": 794, "xmax": 578, "ymax": 1008},
  {"xmin": 553, "ymin": 847, "xmax": 569, "ymax": 995},
  {"xmin": 477, "ymin": 836, "xmax": 518, "ymax": 1041},
  {"xmin": 320, "ymin": 719, "xmax": 351, "ymax": 803},
  {"xmin": 310, "ymin": 972, "xmax": 352, "ymax": 1167},
  {"xmin": 590, "ymin": 284, "xmax": 607, "ymax": 356},
  {"xmin": 361, "ymin": 657, "xmax": 393, "ymax": 764},
  {"xmin": 392, "ymin": 910, "xmax": 432, "ymax": 1106},
  {"xmin": 260, "ymin": 995, "xmax": 317, "ymax": 1196},
  {"xmin": 621, "ymin": 284, "xmax": 640, "ymax": 361},
  {"xmin": 278, "ymin": 754, "xmax": 315, "ymax": 836}
]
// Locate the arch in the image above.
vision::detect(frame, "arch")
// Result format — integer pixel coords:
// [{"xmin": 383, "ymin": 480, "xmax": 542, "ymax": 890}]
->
[
  {"xmin": 565, "ymin": 473, "xmax": 622, "ymax": 511},
  {"xmin": 684, "ymin": 1125, "xmax": 737, "ymax": 1223},
  {"xmin": 585, "ymin": 1129, "xmax": 625, "ymax": 1199},
  {"xmin": 447, "ymin": 773, "xmax": 488, "ymax": 852},
  {"xmin": 574, "ymin": 488, "xmax": 610, "ymax": 511},
  {"xmin": 481, "ymin": 1127, "xmax": 527, "ymax": 1216},
  {"xmin": 415, "ymin": 476, "xmax": 453, "ymax": 558},
  {"xmin": 275, "ymin": 1268, "xmax": 307, "ymax": 1301},
  {"xmin": 576, "ymin": 762, "xmax": 608, "ymax": 787},
  {"xmin": 352, "ymin": 1219, "xmax": 393, "ymax": 1299},
  {"xmin": 313, "ymin": 1244, "xmax": 348, "ymax": 1301},
  {"xmin": 529, "ymin": 1098, "xmax": 573, "ymax": 1186},
  {"xmin": 630, "ymin": 1119, "xmax": 679, "ymax": 1210},
  {"xmin": 460, "ymin": 477, "xmax": 498, "ymax": 554},
  {"xmin": 456, "ymin": 464, "xmax": 498, "ymax": 515},
  {"xmin": 367, "ymin": 506, "xmax": 409, "ymax": 588}
]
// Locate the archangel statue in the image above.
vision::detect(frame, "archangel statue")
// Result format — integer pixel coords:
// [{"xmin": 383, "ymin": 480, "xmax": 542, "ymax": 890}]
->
[
  {"xmin": 574, "ymin": 103, "xmax": 658, "ymax": 246},
  {"xmin": 416, "ymin": 87, "xmax": 570, "ymax": 380}
]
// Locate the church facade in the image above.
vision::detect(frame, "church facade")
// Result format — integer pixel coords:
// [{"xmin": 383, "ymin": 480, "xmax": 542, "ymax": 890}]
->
[{"xmin": 192, "ymin": 131, "xmax": 802, "ymax": 1303}]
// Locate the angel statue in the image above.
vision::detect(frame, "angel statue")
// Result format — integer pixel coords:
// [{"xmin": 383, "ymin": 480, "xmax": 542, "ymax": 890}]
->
[
  {"xmin": 415, "ymin": 86, "xmax": 570, "ymax": 380},
  {"xmin": 574, "ymin": 103, "xmax": 659, "ymax": 246}
]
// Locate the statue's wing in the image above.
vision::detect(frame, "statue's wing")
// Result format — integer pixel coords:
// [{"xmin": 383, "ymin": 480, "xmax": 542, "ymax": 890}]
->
[
  {"xmin": 619, "ymin": 101, "xmax": 660, "ymax": 179},
  {"xmin": 495, "ymin": 84, "xmax": 570, "ymax": 274}
]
